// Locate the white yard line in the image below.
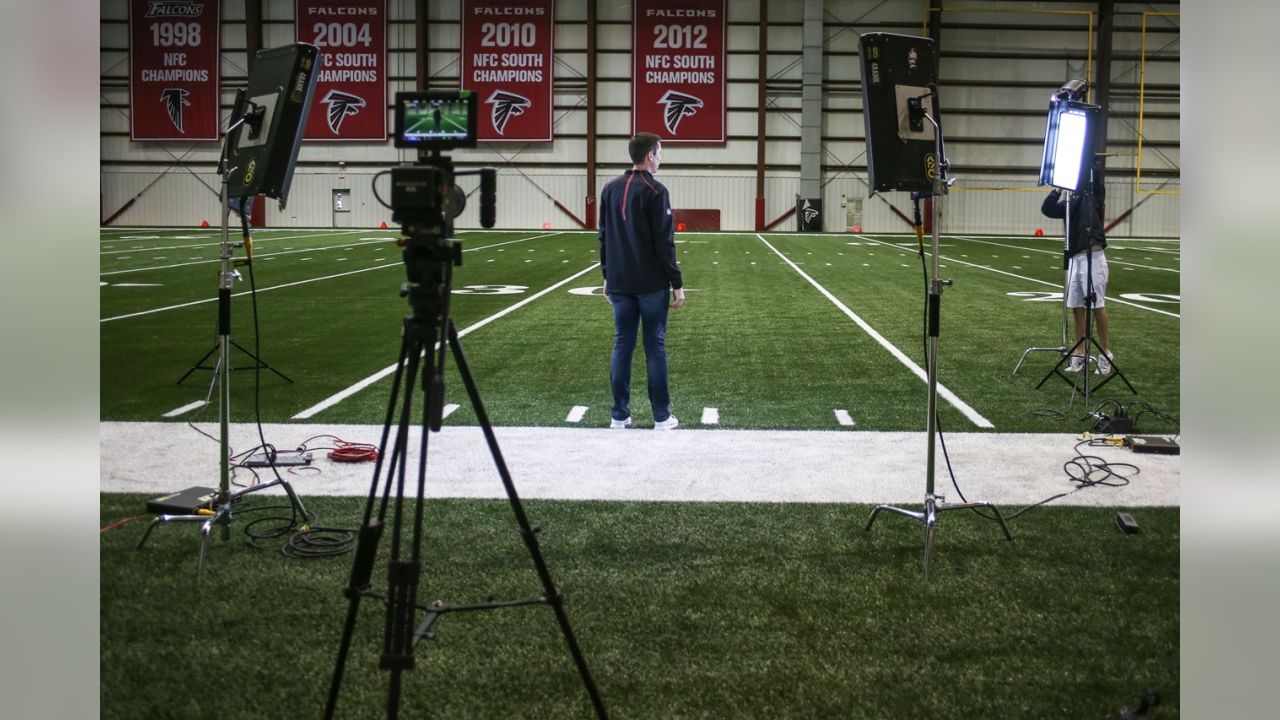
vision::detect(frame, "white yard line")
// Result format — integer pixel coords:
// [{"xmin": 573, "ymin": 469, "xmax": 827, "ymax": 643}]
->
[
  {"xmin": 100, "ymin": 229, "xmax": 376, "ymax": 255},
  {"xmin": 834, "ymin": 409, "xmax": 856, "ymax": 427},
  {"xmin": 701, "ymin": 407, "xmax": 720, "ymax": 425},
  {"xmin": 162, "ymin": 400, "xmax": 207, "ymax": 417},
  {"xmin": 292, "ymin": 263, "xmax": 602, "ymax": 419},
  {"xmin": 102, "ymin": 231, "xmax": 562, "ymax": 277},
  {"xmin": 951, "ymin": 235, "xmax": 1180, "ymax": 273},
  {"xmin": 757, "ymin": 234, "xmax": 994, "ymax": 429},
  {"xmin": 855, "ymin": 235, "xmax": 1181, "ymax": 319},
  {"xmin": 101, "ymin": 238, "xmax": 394, "ymax": 276},
  {"xmin": 101, "ymin": 232, "xmax": 569, "ymax": 323},
  {"xmin": 101, "ymin": 262, "xmax": 402, "ymax": 323},
  {"xmin": 442, "ymin": 404, "xmax": 460, "ymax": 419},
  {"xmin": 566, "ymin": 406, "xmax": 589, "ymax": 423}
]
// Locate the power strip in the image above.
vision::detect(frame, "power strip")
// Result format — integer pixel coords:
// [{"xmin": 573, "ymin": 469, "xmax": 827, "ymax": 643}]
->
[{"xmin": 242, "ymin": 450, "xmax": 313, "ymax": 467}]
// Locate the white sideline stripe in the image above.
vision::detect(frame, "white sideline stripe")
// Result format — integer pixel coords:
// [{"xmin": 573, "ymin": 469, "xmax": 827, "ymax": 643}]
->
[
  {"xmin": 757, "ymin": 234, "xmax": 994, "ymax": 429},
  {"xmin": 101, "ymin": 262, "xmax": 401, "ymax": 322},
  {"xmin": 855, "ymin": 235, "xmax": 1181, "ymax": 319},
  {"xmin": 101, "ymin": 238, "xmax": 392, "ymax": 276},
  {"xmin": 701, "ymin": 407, "xmax": 719, "ymax": 425},
  {"xmin": 101, "ymin": 232, "xmax": 558, "ymax": 278},
  {"xmin": 442, "ymin": 403, "xmax": 460, "ymax": 419},
  {"xmin": 951, "ymin": 235, "xmax": 1179, "ymax": 274},
  {"xmin": 162, "ymin": 400, "xmax": 207, "ymax": 417},
  {"xmin": 834, "ymin": 409, "xmax": 855, "ymax": 427},
  {"xmin": 292, "ymin": 263, "xmax": 602, "ymax": 419},
  {"xmin": 100, "ymin": 233, "xmax": 568, "ymax": 323},
  {"xmin": 100, "ymin": 229, "xmax": 374, "ymax": 256},
  {"xmin": 566, "ymin": 405, "xmax": 589, "ymax": 423}
]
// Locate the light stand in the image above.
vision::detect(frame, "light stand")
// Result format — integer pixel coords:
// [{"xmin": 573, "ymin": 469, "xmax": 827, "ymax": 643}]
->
[
  {"xmin": 1012, "ymin": 196, "xmax": 1071, "ymax": 375},
  {"xmin": 863, "ymin": 95, "xmax": 1013, "ymax": 581},
  {"xmin": 136, "ymin": 120, "xmax": 309, "ymax": 575},
  {"xmin": 1020, "ymin": 82, "xmax": 1136, "ymax": 403},
  {"xmin": 1033, "ymin": 166, "xmax": 1137, "ymax": 402},
  {"xmin": 136, "ymin": 46, "xmax": 320, "ymax": 576}
]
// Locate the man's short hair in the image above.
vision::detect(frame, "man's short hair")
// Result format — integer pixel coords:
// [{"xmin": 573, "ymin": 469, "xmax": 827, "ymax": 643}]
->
[{"xmin": 629, "ymin": 133, "xmax": 661, "ymax": 165}]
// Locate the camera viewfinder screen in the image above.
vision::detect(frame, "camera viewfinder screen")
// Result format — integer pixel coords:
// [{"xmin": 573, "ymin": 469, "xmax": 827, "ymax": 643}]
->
[{"xmin": 395, "ymin": 91, "xmax": 477, "ymax": 149}]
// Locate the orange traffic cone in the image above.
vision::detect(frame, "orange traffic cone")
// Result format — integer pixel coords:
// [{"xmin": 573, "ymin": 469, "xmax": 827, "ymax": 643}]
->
[
  {"xmin": 200, "ymin": 220, "xmax": 210, "ymax": 227},
  {"xmin": 1034, "ymin": 227, "xmax": 1044, "ymax": 237},
  {"xmin": 379, "ymin": 221, "xmax": 388, "ymax": 229},
  {"xmin": 852, "ymin": 224, "xmax": 862, "ymax": 233}
]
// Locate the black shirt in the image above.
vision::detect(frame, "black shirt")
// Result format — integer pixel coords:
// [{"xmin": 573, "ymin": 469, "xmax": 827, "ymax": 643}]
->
[
  {"xmin": 1041, "ymin": 182, "xmax": 1106, "ymax": 255},
  {"xmin": 599, "ymin": 169, "xmax": 683, "ymax": 294}
]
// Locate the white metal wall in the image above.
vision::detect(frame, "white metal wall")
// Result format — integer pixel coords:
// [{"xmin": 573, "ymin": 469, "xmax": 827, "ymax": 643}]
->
[{"xmin": 100, "ymin": 0, "xmax": 1181, "ymax": 236}]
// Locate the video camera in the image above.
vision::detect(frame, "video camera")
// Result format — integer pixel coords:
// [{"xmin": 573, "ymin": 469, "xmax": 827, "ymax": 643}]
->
[
  {"xmin": 381, "ymin": 90, "xmax": 496, "ymax": 321},
  {"xmin": 387, "ymin": 91, "xmax": 494, "ymax": 236}
]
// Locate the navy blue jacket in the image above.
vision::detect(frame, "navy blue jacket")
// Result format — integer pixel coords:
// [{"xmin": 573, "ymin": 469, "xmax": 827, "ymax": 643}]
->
[{"xmin": 599, "ymin": 170, "xmax": 683, "ymax": 294}]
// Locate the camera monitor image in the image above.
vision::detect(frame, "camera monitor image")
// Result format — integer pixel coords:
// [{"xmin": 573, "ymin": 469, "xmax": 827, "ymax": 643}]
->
[{"xmin": 394, "ymin": 91, "xmax": 478, "ymax": 149}]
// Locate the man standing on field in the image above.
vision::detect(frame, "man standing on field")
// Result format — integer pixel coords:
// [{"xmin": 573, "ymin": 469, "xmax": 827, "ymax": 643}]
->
[{"xmin": 598, "ymin": 132, "xmax": 685, "ymax": 430}]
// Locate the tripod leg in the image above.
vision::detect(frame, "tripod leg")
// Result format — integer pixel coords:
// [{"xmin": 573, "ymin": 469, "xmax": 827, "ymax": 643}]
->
[
  {"xmin": 446, "ymin": 321, "xmax": 609, "ymax": 720},
  {"xmin": 326, "ymin": 323, "xmax": 420, "ymax": 719}
]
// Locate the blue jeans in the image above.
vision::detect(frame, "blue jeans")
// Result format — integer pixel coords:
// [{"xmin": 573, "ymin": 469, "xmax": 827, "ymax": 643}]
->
[{"xmin": 610, "ymin": 290, "xmax": 671, "ymax": 422}]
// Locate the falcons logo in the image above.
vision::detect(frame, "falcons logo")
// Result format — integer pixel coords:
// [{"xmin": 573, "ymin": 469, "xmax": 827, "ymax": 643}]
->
[
  {"xmin": 322, "ymin": 90, "xmax": 365, "ymax": 134},
  {"xmin": 659, "ymin": 90, "xmax": 703, "ymax": 135},
  {"xmin": 802, "ymin": 200, "xmax": 819, "ymax": 225},
  {"xmin": 485, "ymin": 90, "xmax": 530, "ymax": 135},
  {"xmin": 160, "ymin": 88, "xmax": 190, "ymax": 133}
]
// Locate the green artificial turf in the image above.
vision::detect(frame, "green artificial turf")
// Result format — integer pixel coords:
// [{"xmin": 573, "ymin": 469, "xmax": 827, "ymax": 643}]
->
[
  {"xmin": 101, "ymin": 494, "xmax": 1179, "ymax": 719},
  {"xmin": 101, "ymin": 229, "xmax": 1180, "ymax": 433}
]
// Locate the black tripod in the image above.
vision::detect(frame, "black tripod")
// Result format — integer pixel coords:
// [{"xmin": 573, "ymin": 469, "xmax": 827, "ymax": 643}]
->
[
  {"xmin": 323, "ymin": 232, "xmax": 608, "ymax": 719},
  {"xmin": 177, "ymin": 202, "xmax": 292, "ymax": 386},
  {"xmin": 1034, "ymin": 171, "xmax": 1136, "ymax": 404}
]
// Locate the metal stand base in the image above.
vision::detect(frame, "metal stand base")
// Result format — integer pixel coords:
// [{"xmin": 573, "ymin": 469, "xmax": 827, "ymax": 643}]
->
[
  {"xmin": 177, "ymin": 340, "xmax": 293, "ymax": 385},
  {"xmin": 866, "ymin": 494, "xmax": 1014, "ymax": 581},
  {"xmin": 136, "ymin": 475, "xmax": 309, "ymax": 577},
  {"xmin": 1013, "ymin": 345, "xmax": 1067, "ymax": 375}
]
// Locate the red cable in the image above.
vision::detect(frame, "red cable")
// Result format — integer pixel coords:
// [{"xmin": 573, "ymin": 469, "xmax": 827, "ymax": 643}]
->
[{"xmin": 328, "ymin": 444, "xmax": 378, "ymax": 463}]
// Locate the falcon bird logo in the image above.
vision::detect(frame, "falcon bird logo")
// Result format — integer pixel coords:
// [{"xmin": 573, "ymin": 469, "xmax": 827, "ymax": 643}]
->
[
  {"xmin": 485, "ymin": 90, "xmax": 531, "ymax": 135},
  {"xmin": 659, "ymin": 90, "xmax": 703, "ymax": 135},
  {"xmin": 322, "ymin": 90, "xmax": 365, "ymax": 134},
  {"xmin": 160, "ymin": 88, "xmax": 190, "ymax": 133},
  {"xmin": 802, "ymin": 200, "xmax": 819, "ymax": 225}
]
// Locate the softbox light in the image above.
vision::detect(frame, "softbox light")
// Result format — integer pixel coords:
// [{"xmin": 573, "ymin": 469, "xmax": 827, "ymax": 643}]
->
[
  {"xmin": 226, "ymin": 43, "xmax": 320, "ymax": 205},
  {"xmin": 859, "ymin": 33, "xmax": 938, "ymax": 194},
  {"xmin": 1038, "ymin": 98, "xmax": 1100, "ymax": 192}
]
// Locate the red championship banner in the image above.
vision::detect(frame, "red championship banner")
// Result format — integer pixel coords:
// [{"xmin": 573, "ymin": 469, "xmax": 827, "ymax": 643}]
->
[
  {"xmin": 129, "ymin": 0, "xmax": 221, "ymax": 141},
  {"xmin": 295, "ymin": 0, "xmax": 387, "ymax": 141},
  {"xmin": 632, "ymin": 0, "xmax": 726, "ymax": 144},
  {"xmin": 461, "ymin": 0, "xmax": 555, "ymax": 142}
]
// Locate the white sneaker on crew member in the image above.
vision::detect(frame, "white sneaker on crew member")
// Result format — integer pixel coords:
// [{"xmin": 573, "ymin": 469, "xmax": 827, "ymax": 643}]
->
[
  {"xmin": 653, "ymin": 414, "xmax": 679, "ymax": 431},
  {"xmin": 1065, "ymin": 354, "xmax": 1084, "ymax": 373},
  {"xmin": 1097, "ymin": 351, "xmax": 1113, "ymax": 375},
  {"xmin": 610, "ymin": 416, "xmax": 633, "ymax": 429}
]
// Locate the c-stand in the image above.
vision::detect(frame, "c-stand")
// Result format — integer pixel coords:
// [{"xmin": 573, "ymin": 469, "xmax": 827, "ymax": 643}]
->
[
  {"xmin": 136, "ymin": 105, "xmax": 310, "ymax": 576},
  {"xmin": 323, "ymin": 151, "xmax": 607, "ymax": 719},
  {"xmin": 1031, "ymin": 168, "xmax": 1136, "ymax": 405},
  {"xmin": 863, "ymin": 93, "xmax": 1013, "ymax": 581}
]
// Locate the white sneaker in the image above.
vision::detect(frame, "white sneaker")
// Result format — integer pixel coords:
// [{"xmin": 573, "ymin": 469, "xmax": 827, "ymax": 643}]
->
[
  {"xmin": 1096, "ymin": 351, "xmax": 1113, "ymax": 375},
  {"xmin": 653, "ymin": 414, "xmax": 679, "ymax": 431},
  {"xmin": 610, "ymin": 416, "xmax": 632, "ymax": 429},
  {"xmin": 1065, "ymin": 354, "xmax": 1084, "ymax": 373}
]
